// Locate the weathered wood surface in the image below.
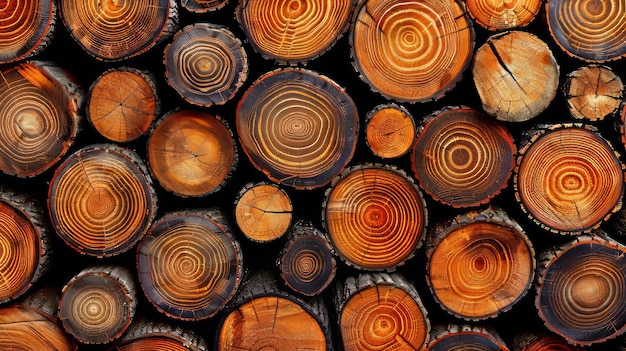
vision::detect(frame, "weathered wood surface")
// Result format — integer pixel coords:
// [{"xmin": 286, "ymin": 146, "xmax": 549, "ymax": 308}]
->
[
  {"xmin": 108, "ymin": 319, "xmax": 208, "ymax": 350},
  {"xmin": 427, "ymin": 324, "xmax": 509, "ymax": 351}
]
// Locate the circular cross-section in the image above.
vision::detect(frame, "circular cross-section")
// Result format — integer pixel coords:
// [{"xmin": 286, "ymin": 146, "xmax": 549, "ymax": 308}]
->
[
  {"xmin": 340, "ymin": 284, "xmax": 429, "ymax": 351},
  {"xmin": 351, "ymin": 0, "xmax": 474, "ymax": 102},
  {"xmin": 235, "ymin": 183, "xmax": 292, "ymax": 242},
  {"xmin": 517, "ymin": 335, "xmax": 586, "ymax": 351},
  {"xmin": 515, "ymin": 125, "xmax": 623, "ymax": 234},
  {"xmin": 536, "ymin": 235, "xmax": 626, "ymax": 345},
  {"xmin": 88, "ymin": 68, "xmax": 158, "ymax": 142},
  {"xmin": 564, "ymin": 65, "xmax": 623, "ymax": 121},
  {"xmin": 165, "ymin": 23, "xmax": 247, "ymax": 107},
  {"xmin": 0, "ymin": 62, "xmax": 81, "ymax": 177},
  {"xmin": 324, "ymin": 165, "xmax": 427, "ymax": 270},
  {"xmin": 147, "ymin": 110, "xmax": 236, "ymax": 197},
  {"xmin": 365, "ymin": 104, "xmax": 415, "ymax": 159},
  {"xmin": 59, "ymin": 0, "xmax": 175, "ymax": 60},
  {"xmin": 137, "ymin": 210, "xmax": 242, "ymax": 321},
  {"xmin": 237, "ymin": 68, "xmax": 358, "ymax": 189},
  {"xmin": 412, "ymin": 107, "xmax": 515, "ymax": 207},
  {"xmin": 0, "ymin": 305, "xmax": 75, "ymax": 350},
  {"xmin": 237, "ymin": 0, "xmax": 355, "ymax": 63},
  {"xmin": 48, "ymin": 144, "xmax": 156, "ymax": 257},
  {"xmin": 466, "ymin": 0, "xmax": 542, "ymax": 31},
  {"xmin": 427, "ymin": 327, "xmax": 506, "ymax": 351},
  {"xmin": 546, "ymin": 0, "xmax": 626, "ymax": 62},
  {"xmin": 59, "ymin": 270, "xmax": 134, "ymax": 344},
  {"xmin": 428, "ymin": 220, "xmax": 535, "ymax": 320},
  {"xmin": 0, "ymin": 0, "xmax": 55, "ymax": 63},
  {"xmin": 181, "ymin": 0, "xmax": 228, "ymax": 13},
  {"xmin": 280, "ymin": 234, "xmax": 335, "ymax": 296}
]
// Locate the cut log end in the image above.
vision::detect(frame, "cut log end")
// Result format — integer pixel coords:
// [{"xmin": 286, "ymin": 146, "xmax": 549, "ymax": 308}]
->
[
  {"xmin": 0, "ymin": 305, "xmax": 76, "ymax": 351},
  {"xmin": 0, "ymin": 0, "xmax": 56, "ymax": 64},
  {"xmin": 564, "ymin": 64, "xmax": 623, "ymax": 121},
  {"xmin": 427, "ymin": 324, "xmax": 508, "ymax": 351},
  {"xmin": 234, "ymin": 182, "xmax": 292, "ymax": 243},
  {"xmin": 181, "ymin": 0, "xmax": 228, "ymax": 13},
  {"xmin": 365, "ymin": 104, "xmax": 415, "ymax": 159},
  {"xmin": 466, "ymin": 0, "xmax": 542, "ymax": 31}
]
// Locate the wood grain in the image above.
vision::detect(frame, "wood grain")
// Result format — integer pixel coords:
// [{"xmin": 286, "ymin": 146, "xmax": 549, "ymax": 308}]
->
[{"xmin": 0, "ymin": 0, "xmax": 56, "ymax": 63}]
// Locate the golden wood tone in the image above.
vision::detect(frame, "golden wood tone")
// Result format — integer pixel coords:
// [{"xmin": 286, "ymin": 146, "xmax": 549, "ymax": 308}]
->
[
  {"xmin": 426, "ymin": 207, "xmax": 535, "ymax": 320},
  {"xmin": 137, "ymin": 209, "xmax": 242, "ymax": 321},
  {"xmin": 0, "ymin": 305, "xmax": 75, "ymax": 351},
  {"xmin": 337, "ymin": 273, "xmax": 430, "ymax": 351},
  {"xmin": 237, "ymin": 68, "xmax": 358, "ymax": 189},
  {"xmin": 59, "ymin": 266, "xmax": 137, "ymax": 345},
  {"xmin": 411, "ymin": 106, "xmax": 515, "ymax": 208},
  {"xmin": 0, "ymin": 0, "xmax": 55, "ymax": 63},
  {"xmin": 59, "ymin": 0, "xmax": 177, "ymax": 61},
  {"xmin": 473, "ymin": 31, "xmax": 560, "ymax": 122},
  {"xmin": 234, "ymin": 182, "xmax": 292, "ymax": 242},
  {"xmin": 536, "ymin": 233, "xmax": 626, "ymax": 345},
  {"xmin": 147, "ymin": 109, "xmax": 237, "ymax": 197},
  {"xmin": 427, "ymin": 325, "xmax": 508, "ymax": 351},
  {"xmin": 48, "ymin": 144, "xmax": 157, "ymax": 257},
  {"xmin": 164, "ymin": 23, "xmax": 247, "ymax": 107},
  {"xmin": 564, "ymin": 64, "xmax": 623, "ymax": 120},
  {"xmin": 351, "ymin": 0, "xmax": 474, "ymax": 102},
  {"xmin": 0, "ymin": 61, "xmax": 82, "ymax": 177},
  {"xmin": 87, "ymin": 67, "xmax": 159, "ymax": 142},
  {"xmin": 365, "ymin": 104, "xmax": 415, "ymax": 159},
  {"xmin": 514, "ymin": 124, "xmax": 623, "ymax": 234},
  {"xmin": 323, "ymin": 164, "xmax": 427, "ymax": 270},
  {"xmin": 236, "ymin": 0, "xmax": 357, "ymax": 64},
  {"xmin": 546, "ymin": 0, "xmax": 626, "ymax": 62},
  {"xmin": 466, "ymin": 0, "xmax": 542, "ymax": 31}
]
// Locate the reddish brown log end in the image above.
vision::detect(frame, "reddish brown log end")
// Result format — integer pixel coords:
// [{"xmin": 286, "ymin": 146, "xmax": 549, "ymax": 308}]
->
[
  {"xmin": 234, "ymin": 182, "xmax": 292, "ymax": 242},
  {"xmin": 365, "ymin": 104, "xmax": 415, "ymax": 159}
]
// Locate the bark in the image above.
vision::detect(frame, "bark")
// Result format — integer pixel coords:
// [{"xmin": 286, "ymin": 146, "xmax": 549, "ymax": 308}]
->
[
  {"xmin": 322, "ymin": 163, "xmax": 427, "ymax": 270},
  {"xmin": 277, "ymin": 220, "xmax": 336, "ymax": 296},
  {"xmin": 411, "ymin": 106, "xmax": 516, "ymax": 208},
  {"xmin": 164, "ymin": 23, "xmax": 248, "ymax": 107},
  {"xmin": 47, "ymin": 144, "xmax": 157, "ymax": 257},
  {"xmin": 427, "ymin": 324, "xmax": 509, "ymax": 351},
  {"xmin": 236, "ymin": 68, "xmax": 359, "ymax": 189},
  {"xmin": 236, "ymin": 0, "xmax": 358, "ymax": 64},
  {"xmin": 108, "ymin": 319, "xmax": 208, "ymax": 350},
  {"xmin": 350, "ymin": 0, "xmax": 474, "ymax": 102},
  {"xmin": 546, "ymin": 0, "xmax": 626, "ymax": 62},
  {"xmin": 234, "ymin": 182, "xmax": 293, "ymax": 243},
  {"xmin": 87, "ymin": 67, "xmax": 159, "ymax": 143},
  {"xmin": 365, "ymin": 103, "xmax": 415, "ymax": 159},
  {"xmin": 425, "ymin": 206, "xmax": 535, "ymax": 320},
  {"xmin": 336, "ymin": 272, "xmax": 430, "ymax": 351},
  {"xmin": 514, "ymin": 123, "xmax": 623, "ymax": 234},
  {"xmin": 58, "ymin": 0, "xmax": 178, "ymax": 61},
  {"xmin": 0, "ymin": 61, "xmax": 82, "ymax": 177},
  {"xmin": 137, "ymin": 209, "xmax": 243, "ymax": 321},
  {"xmin": 181, "ymin": 0, "xmax": 229, "ymax": 13},
  {"xmin": 58, "ymin": 265, "xmax": 137, "ymax": 345},
  {"xmin": 472, "ymin": 31, "xmax": 560, "ymax": 122},
  {"xmin": 535, "ymin": 232, "xmax": 626, "ymax": 345},
  {"xmin": 0, "ymin": 0, "xmax": 56, "ymax": 63},
  {"xmin": 564, "ymin": 64, "xmax": 623, "ymax": 121},
  {"xmin": 147, "ymin": 109, "xmax": 238, "ymax": 197}
]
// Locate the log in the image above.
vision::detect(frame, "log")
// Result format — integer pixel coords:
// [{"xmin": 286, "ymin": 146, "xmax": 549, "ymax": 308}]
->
[
  {"xmin": 535, "ymin": 232, "xmax": 626, "ymax": 345},
  {"xmin": 181, "ymin": 0, "xmax": 228, "ymax": 13},
  {"xmin": 427, "ymin": 324, "xmax": 509, "ymax": 351},
  {"xmin": 323, "ymin": 164, "xmax": 427, "ymax": 270},
  {"xmin": 465, "ymin": 0, "xmax": 542, "ymax": 31},
  {"xmin": 0, "ymin": 0, "xmax": 56, "ymax": 63},
  {"xmin": 514, "ymin": 123, "xmax": 624, "ymax": 235},
  {"xmin": 48, "ymin": 143, "xmax": 157, "ymax": 257},
  {"xmin": 216, "ymin": 270, "xmax": 332, "ymax": 350},
  {"xmin": 472, "ymin": 31, "xmax": 560, "ymax": 122},
  {"xmin": 411, "ymin": 106, "xmax": 516, "ymax": 208},
  {"xmin": 19, "ymin": 285, "xmax": 62, "ymax": 318},
  {"xmin": 146, "ymin": 109, "xmax": 237, "ymax": 197},
  {"xmin": 58, "ymin": 0, "xmax": 178, "ymax": 61},
  {"xmin": 365, "ymin": 103, "xmax": 416, "ymax": 159},
  {"xmin": 336, "ymin": 273, "xmax": 430, "ymax": 351},
  {"xmin": 512, "ymin": 332, "xmax": 585, "ymax": 351},
  {"xmin": 109, "ymin": 319, "xmax": 208, "ymax": 350},
  {"xmin": 0, "ymin": 187, "xmax": 53, "ymax": 305},
  {"xmin": 546, "ymin": 0, "xmax": 626, "ymax": 62},
  {"xmin": 236, "ymin": 0, "xmax": 357, "ymax": 64},
  {"xmin": 236, "ymin": 68, "xmax": 359, "ymax": 190},
  {"xmin": 0, "ymin": 61, "xmax": 82, "ymax": 177},
  {"xmin": 87, "ymin": 67, "xmax": 159, "ymax": 143},
  {"xmin": 137, "ymin": 209, "xmax": 243, "ymax": 321},
  {"xmin": 0, "ymin": 304, "xmax": 76, "ymax": 350},
  {"xmin": 58, "ymin": 265, "xmax": 137, "ymax": 345},
  {"xmin": 350, "ymin": 0, "xmax": 474, "ymax": 102},
  {"xmin": 426, "ymin": 206, "xmax": 535, "ymax": 320},
  {"xmin": 234, "ymin": 182, "xmax": 293, "ymax": 243},
  {"xmin": 164, "ymin": 23, "xmax": 248, "ymax": 107},
  {"xmin": 564, "ymin": 64, "xmax": 623, "ymax": 121},
  {"xmin": 277, "ymin": 220, "xmax": 336, "ymax": 296}
]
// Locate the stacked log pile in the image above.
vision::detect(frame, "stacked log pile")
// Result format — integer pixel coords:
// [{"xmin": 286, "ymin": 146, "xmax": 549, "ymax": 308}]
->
[{"xmin": 0, "ymin": 0, "xmax": 625, "ymax": 350}]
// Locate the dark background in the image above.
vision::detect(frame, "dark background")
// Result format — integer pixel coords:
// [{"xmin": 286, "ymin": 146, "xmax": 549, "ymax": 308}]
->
[{"xmin": 4, "ymin": 1, "xmax": 626, "ymax": 350}]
